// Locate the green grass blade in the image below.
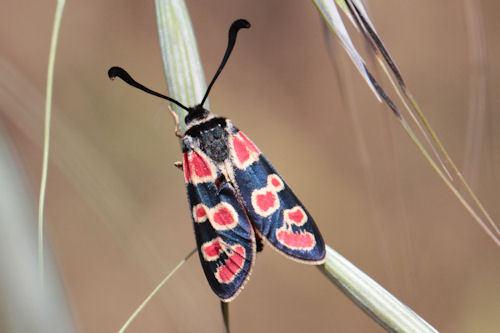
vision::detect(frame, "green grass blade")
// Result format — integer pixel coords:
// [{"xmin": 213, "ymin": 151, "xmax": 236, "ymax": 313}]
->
[
  {"xmin": 154, "ymin": 0, "xmax": 207, "ymax": 133},
  {"xmin": 39, "ymin": 0, "xmax": 66, "ymax": 285},
  {"xmin": 319, "ymin": 246, "xmax": 438, "ymax": 332}
]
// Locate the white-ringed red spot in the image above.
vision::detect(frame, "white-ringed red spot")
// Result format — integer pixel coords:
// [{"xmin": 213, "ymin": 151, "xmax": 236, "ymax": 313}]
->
[
  {"xmin": 201, "ymin": 239, "xmax": 247, "ymax": 284},
  {"xmin": 208, "ymin": 202, "xmax": 239, "ymax": 230},
  {"xmin": 201, "ymin": 238, "xmax": 224, "ymax": 261},
  {"xmin": 186, "ymin": 151, "xmax": 217, "ymax": 184},
  {"xmin": 284, "ymin": 206, "xmax": 307, "ymax": 226},
  {"xmin": 250, "ymin": 173, "xmax": 284, "ymax": 217},
  {"xmin": 275, "ymin": 227, "xmax": 316, "ymax": 251},
  {"xmin": 233, "ymin": 136, "xmax": 250, "ymax": 164},
  {"xmin": 267, "ymin": 174, "xmax": 284, "ymax": 191},
  {"xmin": 251, "ymin": 188, "xmax": 279, "ymax": 217},
  {"xmin": 231, "ymin": 132, "xmax": 260, "ymax": 170},
  {"xmin": 192, "ymin": 204, "xmax": 208, "ymax": 223},
  {"xmin": 214, "ymin": 244, "xmax": 246, "ymax": 284}
]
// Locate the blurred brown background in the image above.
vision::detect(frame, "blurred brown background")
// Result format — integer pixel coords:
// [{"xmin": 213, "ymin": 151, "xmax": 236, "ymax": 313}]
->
[{"xmin": 1, "ymin": 0, "xmax": 499, "ymax": 332}]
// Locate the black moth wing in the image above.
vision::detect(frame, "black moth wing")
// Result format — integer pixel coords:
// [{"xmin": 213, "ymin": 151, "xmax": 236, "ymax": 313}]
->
[
  {"xmin": 182, "ymin": 141, "xmax": 256, "ymax": 302},
  {"xmin": 225, "ymin": 121, "xmax": 326, "ymax": 263}
]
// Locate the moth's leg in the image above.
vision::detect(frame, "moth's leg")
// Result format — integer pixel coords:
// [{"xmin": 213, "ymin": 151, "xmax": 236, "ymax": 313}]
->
[
  {"xmin": 173, "ymin": 161, "xmax": 183, "ymax": 171},
  {"xmin": 255, "ymin": 230, "xmax": 264, "ymax": 252},
  {"xmin": 168, "ymin": 105, "xmax": 183, "ymax": 138},
  {"xmin": 215, "ymin": 167, "xmax": 237, "ymax": 197},
  {"xmin": 215, "ymin": 174, "xmax": 227, "ymax": 192}
]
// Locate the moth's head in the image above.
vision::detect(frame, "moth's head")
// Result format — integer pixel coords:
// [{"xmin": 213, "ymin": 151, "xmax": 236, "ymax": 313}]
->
[{"xmin": 185, "ymin": 104, "xmax": 210, "ymax": 126}]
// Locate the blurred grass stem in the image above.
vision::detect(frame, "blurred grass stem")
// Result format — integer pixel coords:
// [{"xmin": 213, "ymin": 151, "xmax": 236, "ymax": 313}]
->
[
  {"xmin": 39, "ymin": 0, "xmax": 66, "ymax": 285},
  {"xmin": 155, "ymin": 0, "xmax": 207, "ymax": 134}
]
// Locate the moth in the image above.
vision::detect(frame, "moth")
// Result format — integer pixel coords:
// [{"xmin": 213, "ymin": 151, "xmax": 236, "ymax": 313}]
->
[{"xmin": 108, "ymin": 19, "xmax": 325, "ymax": 302}]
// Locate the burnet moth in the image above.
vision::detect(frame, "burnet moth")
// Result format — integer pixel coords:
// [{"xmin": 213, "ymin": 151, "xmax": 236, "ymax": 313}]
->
[{"xmin": 108, "ymin": 19, "xmax": 325, "ymax": 302}]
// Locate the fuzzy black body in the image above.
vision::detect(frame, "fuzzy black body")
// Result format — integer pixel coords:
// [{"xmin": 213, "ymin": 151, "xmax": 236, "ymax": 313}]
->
[{"xmin": 185, "ymin": 116, "xmax": 230, "ymax": 162}]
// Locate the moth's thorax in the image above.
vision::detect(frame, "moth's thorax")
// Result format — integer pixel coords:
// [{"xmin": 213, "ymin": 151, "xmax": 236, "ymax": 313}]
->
[{"xmin": 184, "ymin": 116, "xmax": 231, "ymax": 163}]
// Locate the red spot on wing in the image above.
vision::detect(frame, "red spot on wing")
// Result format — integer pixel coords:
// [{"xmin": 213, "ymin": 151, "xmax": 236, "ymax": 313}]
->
[
  {"xmin": 276, "ymin": 229, "xmax": 315, "ymax": 251},
  {"xmin": 190, "ymin": 152, "xmax": 213, "ymax": 178},
  {"xmin": 231, "ymin": 132, "xmax": 260, "ymax": 170},
  {"xmin": 215, "ymin": 245, "xmax": 246, "ymax": 284},
  {"xmin": 185, "ymin": 151, "xmax": 217, "ymax": 184},
  {"xmin": 202, "ymin": 239, "xmax": 223, "ymax": 261},
  {"xmin": 271, "ymin": 178, "xmax": 281, "ymax": 188},
  {"xmin": 285, "ymin": 207, "xmax": 307, "ymax": 226},
  {"xmin": 288, "ymin": 210, "xmax": 304, "ymax": 223},
  {"xmin": 213, "ymin": 205, "xmax": 236, "ymax": 227},
  {"xmin": 268, "ymin": 174, "xmax": 284, "ymax": 191},
  {"xmin": 251, "ymin": 174, "xmax": 284, "ymax": 217},
  {"xmin": 197, "ymin": 206, "xmax": 206, "ymax": 218},
  {"xmin": 233, "ymin": 135, "xmax": 250, "ymax": 165},
  {"xmin": 208, "ymin": 203, "xmax": 238, "ymax": 230},
  {"xmin": 256, "ymin": 191, "xmax": 277, "ymax": 212},
  {"xmin": 193, "ymin": 204, "xmax": 207, "ymax": 222}
]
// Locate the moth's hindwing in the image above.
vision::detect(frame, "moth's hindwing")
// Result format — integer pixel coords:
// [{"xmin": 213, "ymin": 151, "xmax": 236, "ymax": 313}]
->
[
  {"xmin": 183, "ymin": 148, "xmax": 255, "ymax": 301},
  {"xmin": 228, "ymin": 127, "xmax": 326, "ymax": 263}
]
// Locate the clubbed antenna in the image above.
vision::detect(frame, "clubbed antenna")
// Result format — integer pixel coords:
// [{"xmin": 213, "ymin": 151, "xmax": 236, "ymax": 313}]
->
[
  {"xmin": 200, "ymin": 19, "xmax": 250, "ymax": 107},
  {"xmin": 107, "ymin": 66, "xmax": 190, "ymax": 112}
]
